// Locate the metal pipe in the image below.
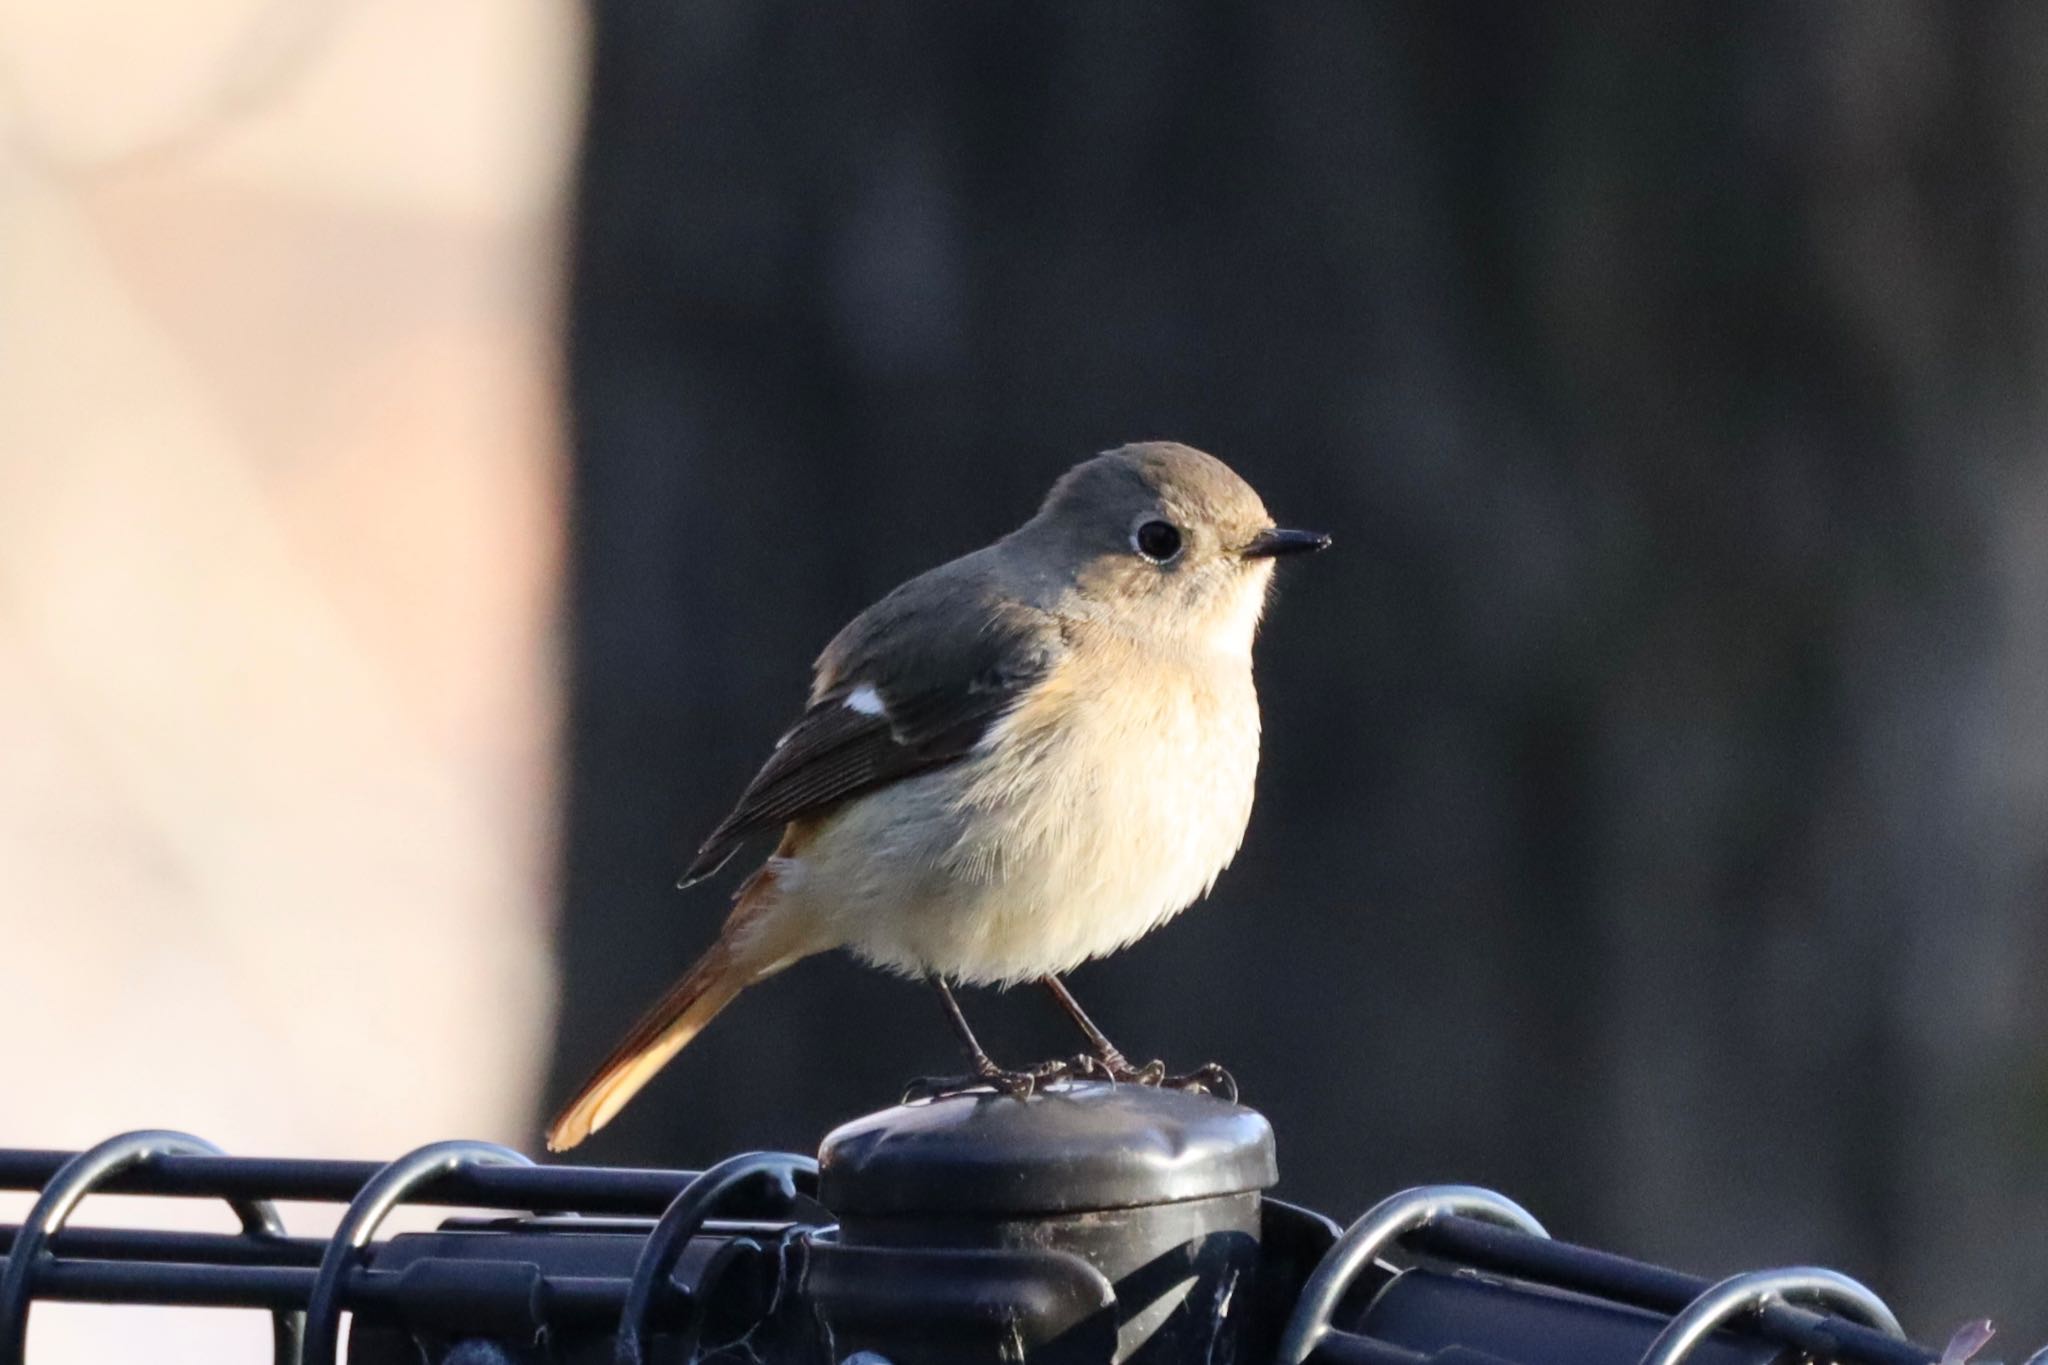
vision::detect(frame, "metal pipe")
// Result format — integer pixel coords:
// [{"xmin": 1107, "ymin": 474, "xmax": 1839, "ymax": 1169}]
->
[
  {"xmin": 0, "ymin": 1149, "xmax": 701, "ymax": 1215},
  {"xmin": 1637, "ymin": 1267, "xmax": 1906, "ymax": 1365},
  {"xmin": 22, "ymin": 1260, "xmax": 668, "ymax": 1327}
]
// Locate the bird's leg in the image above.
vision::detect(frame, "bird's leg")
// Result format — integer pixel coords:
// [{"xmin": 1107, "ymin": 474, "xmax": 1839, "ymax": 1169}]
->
[
  {"xmin": 902, "ymin": 977, "xmax": 1041, "ymax": 1102},
  {"xmin": 931, "ymin": 976, "xmax": 1005, "ymax": 1075},
  {"xmin": 1039, "ymin": 975, "xmax": 1237, "ymax": 1098},
  {"xmin": 1039, "ymin": 975, "xmax": 1165, "ymax": 1084}
]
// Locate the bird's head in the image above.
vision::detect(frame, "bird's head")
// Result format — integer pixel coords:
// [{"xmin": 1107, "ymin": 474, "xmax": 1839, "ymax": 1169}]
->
[{"xmin": 1018, "ymin": 442, "xmax": 1329, "ymax": 653}]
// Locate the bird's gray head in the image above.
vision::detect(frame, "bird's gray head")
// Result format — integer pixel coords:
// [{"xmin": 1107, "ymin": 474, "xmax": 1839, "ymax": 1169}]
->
[{"xmin": 1013, "ymin": 442, "xmax": 1329, "ymax": 651}]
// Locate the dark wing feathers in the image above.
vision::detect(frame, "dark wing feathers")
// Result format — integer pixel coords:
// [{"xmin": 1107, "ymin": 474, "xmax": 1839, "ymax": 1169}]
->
[{"xmin": 680, "ymin": 594, "xmax": 1062, "ymax": 886}]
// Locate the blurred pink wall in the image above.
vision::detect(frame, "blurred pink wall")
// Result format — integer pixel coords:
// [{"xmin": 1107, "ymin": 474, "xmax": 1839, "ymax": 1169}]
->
[{"xmin": 0, "ymin": 0, "xmax": 583, "ymax": 1356}]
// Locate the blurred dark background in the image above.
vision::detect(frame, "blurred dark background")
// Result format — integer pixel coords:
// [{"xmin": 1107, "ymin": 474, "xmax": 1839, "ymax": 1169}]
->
[{"xmin": 548, "ymin": 2, "xmax": 2048, "ymax": 1342}]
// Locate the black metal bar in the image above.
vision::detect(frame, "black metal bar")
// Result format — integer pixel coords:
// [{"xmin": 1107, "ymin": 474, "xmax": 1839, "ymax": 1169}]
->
[
  {"xmin": 31, "ymin": 1259, "xmax": 310, "ymax": 1311},
  {"xmin": 1409, "ymin": 1216, "xmax": 1935, "ymax": 1365},
  {"xmin": 23, "ymin": 1260, "xmax": 667, "ymax": 1327},
  {"xmin": 1410, "ymin": 1214, "xmax": 1701, "ymax": 1309},
  {"xmin": 1306, "ymin": 1334, "xmax": 1429, "ymax": 1365},
  {"xmin": 0, "ymin": 1149, "xmax": 702, "ymax": 1215},
  {"xmin": 1749, "ymin": 1304, "xmax": 1935, "ymax": 1365},
  {"xmin": 0, "ymin": 1224, "xmax": 329, "ymax": 1266}
]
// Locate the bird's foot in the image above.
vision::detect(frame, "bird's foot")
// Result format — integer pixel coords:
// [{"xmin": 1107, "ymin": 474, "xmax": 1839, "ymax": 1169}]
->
[
  {"xmin": 901, "ymin": 1064, "xmax": 1041, "ymax": 1104},
  {"xmin": 1076, "ymin": 1050, "xmax": 1166, "ymax": 1085},
  {"xmin": 1038, "ymin": 1051, "xmax": 1234, "ymax": 1100},
  {"xmin": 1013, "ymin": 1052, "xmax": 1152, "ymax": 1084},
  {"xmin": 902, "ymin": 1056, "xmax": 1237, "ymax": 1103},
  {"xmin": 1016, "ymin": 1053, "xmax": 1128, "ymax": 1085},
  {"xmin": 1087, "ymin": 1052, "xmax": 1235, "ymax": 1100},
  {"xmin": 1158, "ymin": 1062, "xmax": 1238, "ymax": 1102}
]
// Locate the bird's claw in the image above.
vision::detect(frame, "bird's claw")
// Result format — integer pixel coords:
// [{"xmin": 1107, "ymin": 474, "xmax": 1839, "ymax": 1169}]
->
[
  {"xmin": 1109, "ymin": 1055, "xmax": 1169, "ymax": 1085},
  {"xmin": 1092, "ymin": 1054, "xmax": 1234, "ymax": 1099},
  {"xmin": 1037, "ymin": 1052, "xmax": 1233, "ymax": 1100},
  {"xmin": 1023, "ymin": 1053, "xmax": 1163, "ymax": 1086},
  {"xmin": 1023, "ymin": 1053, "xmax": 1108, "ymax": 1082},
  {"xmin": 1055, "ymin": 1051, "xmax": 1165, "ymax": 1085},
  {"xmin": 901, "ymin": 1056, "xmax": 1237, "ymax": 1104},
  {"xmin": 1159, "ymin": 1062, "xmax": 1238, "ymax": 1102},
  {"xmin": 901, "ymin": 1066, "xmax": 1040, "ymax": 1104}
]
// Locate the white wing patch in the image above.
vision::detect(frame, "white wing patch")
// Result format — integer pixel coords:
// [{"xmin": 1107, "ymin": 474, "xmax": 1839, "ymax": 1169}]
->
[{"xmin": 843, "ymin": 684, "xmax": 887, "ymax": 717}]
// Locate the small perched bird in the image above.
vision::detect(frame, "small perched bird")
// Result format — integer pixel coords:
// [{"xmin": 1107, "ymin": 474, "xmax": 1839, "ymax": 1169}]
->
[{"xmin": 547, "ymin": 442, "xmax": 1327, "ymax": 1150}]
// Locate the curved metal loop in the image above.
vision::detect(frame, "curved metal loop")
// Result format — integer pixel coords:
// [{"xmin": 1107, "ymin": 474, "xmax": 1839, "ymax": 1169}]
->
[
  {"xmin": 1276, "ymin": 1184, "xmax": 1548, "ymax": 1365},
  {"xmin": 303, "ymin": 1139, "xmax": 531, "ymax": 1365},
  {"xmin": 614, "ymin": 1151, "xmax": 820, "ymax": 1365},
  {"xmin": 0, "ymin": 1128, "xmax": 304, "ymax": 1365},
  {"xmin": 1637, "ymin": 1266, "xmax": 1904, "ymax": 1365}
]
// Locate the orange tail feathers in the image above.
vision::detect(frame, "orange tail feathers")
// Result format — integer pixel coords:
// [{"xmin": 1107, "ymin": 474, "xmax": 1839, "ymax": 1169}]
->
[{"xmin": 546, "ymin": 882, "xmax": 808, "ymax": 1151}]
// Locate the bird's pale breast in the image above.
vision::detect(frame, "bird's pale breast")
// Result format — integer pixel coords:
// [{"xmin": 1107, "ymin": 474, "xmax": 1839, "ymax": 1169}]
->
[{"xmin": 782, "ymin": 632, "xmax": 1262, "ymax": 984}]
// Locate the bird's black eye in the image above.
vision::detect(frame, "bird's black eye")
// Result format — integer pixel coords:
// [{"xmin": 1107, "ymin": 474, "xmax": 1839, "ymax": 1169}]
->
[{"xmin": 1133, "ymin": 519, "xmax": 1183, "ymax": 563}]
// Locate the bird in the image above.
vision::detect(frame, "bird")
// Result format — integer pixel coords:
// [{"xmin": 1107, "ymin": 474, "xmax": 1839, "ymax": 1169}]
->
[{"xmin": 546, "ymin": 441, "xmax": 1328, "ymax": 1151}]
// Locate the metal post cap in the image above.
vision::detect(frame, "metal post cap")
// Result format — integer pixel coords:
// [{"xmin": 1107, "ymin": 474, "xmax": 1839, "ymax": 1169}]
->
[{"xmin": 818, "ymin": 1081, "xmax": 1277, "ymax": 1218}]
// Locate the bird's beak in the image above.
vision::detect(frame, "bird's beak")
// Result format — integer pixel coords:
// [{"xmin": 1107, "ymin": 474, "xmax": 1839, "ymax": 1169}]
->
[{"xmin": 1241, "ymin": 527, "xmax": 1332, "ymax": 559}]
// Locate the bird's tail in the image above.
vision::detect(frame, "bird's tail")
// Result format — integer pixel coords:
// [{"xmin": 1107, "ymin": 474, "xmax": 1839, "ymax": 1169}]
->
[{"xmin": 546, "ymin": 876, "xmax": 808, "ymax": 1151}]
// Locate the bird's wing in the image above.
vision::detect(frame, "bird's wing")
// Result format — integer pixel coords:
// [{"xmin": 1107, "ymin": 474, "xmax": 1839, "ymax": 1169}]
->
[{"xmin": 680, "ymin": 587, "xmax": 1063, "ymax": 886}]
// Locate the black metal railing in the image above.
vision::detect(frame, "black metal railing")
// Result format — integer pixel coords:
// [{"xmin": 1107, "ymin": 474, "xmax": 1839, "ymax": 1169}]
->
[
  {"xmin": 0, "ymin": 1098, "xmax": 1963, "ymax": 1365},
  {"xmin": 0, "ymin": 1131, "xmax": 822, "ymax": 1365}
]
